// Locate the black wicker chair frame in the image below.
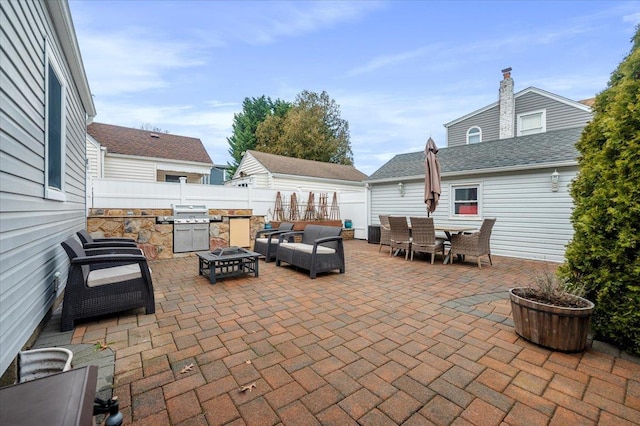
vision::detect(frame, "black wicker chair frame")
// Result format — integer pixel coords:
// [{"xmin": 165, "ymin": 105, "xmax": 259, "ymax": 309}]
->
[
  {"xmin": 253, "ymin": 222, "xmax": 294, "ymax": 262},
  {"xmin": 60, "ymin": 238, "xmax": 155, "ymax": 331},
  {"xmin": 275, "ymin": 225, "xmax": 345, "ymax": 279},
  {"xmin": 77, "ymin": 229, "xmax": 137, "ymax": 249}
]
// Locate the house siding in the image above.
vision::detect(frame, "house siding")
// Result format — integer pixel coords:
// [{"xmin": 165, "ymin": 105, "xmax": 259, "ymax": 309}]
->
[
  {"xmin": 447, "ymin": 106, "xmax": 500, "ymax": 147},
  {"xmin": 235, "ymin": 152, "xmax": 366, "ymax": 193},
  {"xmin": 104, "ymin": 156, "xmax": 157, "ymax": 181},
  {"xmin": 369, "ymin": 166, "xmax": 576, "ymax": 262},
  {"xmin": 86, "ymin": 137, "xmax": 101, "ymax": 179},
  {"xmin": 515, "ymin": 92, "xmax": 591, "ymax": 133},
  {"xmin": 270, "ymin": 176, "xmax": 365, "ymax": 194},
  {"xmin": 447, "ymin": 91, "xmax": 591, "ymax": 147},
  {"xmin": 233, "ymin": 154, "xmax": 270, "ymax": 187},
  {"xmin": 0, "ymin": 0, "xmax": 91, "ymax": 375}
]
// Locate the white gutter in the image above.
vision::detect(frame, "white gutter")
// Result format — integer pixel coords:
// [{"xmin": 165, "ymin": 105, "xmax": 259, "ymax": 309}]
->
[{"xmin": 270, "ymin": 172, "xmax": 366, "ymax": 187}]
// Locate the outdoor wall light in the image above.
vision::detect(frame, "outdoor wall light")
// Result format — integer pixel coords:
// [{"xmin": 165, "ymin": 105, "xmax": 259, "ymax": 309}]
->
[
  {"xmin": 398, "ymin": 182, "xmax": 405, "ymax": 197},
  {"xmin": 551, "ymin": 169, "xmax": 560, "ymax": 192}
]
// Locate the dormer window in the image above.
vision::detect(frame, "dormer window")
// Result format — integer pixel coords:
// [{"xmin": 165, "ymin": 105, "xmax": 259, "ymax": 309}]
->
[
  {"xmin": 517, "ymin": 109, "xmax": 546, "ymax": 136},
  {"xmin": 467, "ymin": 126, "xmax": 481, "ymax": 144}
]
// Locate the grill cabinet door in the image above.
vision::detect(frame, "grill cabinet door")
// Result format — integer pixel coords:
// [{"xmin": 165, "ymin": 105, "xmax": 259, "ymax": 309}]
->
[
  {"xmin": 174, "ymin": 224, "xmax": 193, "ymax": 253},
  {"xmin": 192, "ymin": 223, "xmax": 210, "ymax": 251}
]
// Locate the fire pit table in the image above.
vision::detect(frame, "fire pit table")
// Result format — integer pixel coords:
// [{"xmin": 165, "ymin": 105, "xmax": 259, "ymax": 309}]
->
[{"xmin": 197, "ymin": 247, "xmax": 260, "ymax": 284}]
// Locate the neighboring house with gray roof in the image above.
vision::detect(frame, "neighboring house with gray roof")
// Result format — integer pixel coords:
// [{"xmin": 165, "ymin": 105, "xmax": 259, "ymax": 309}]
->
[
  {"xmin": 230, "ymin": 150, "xmax": 367, "ymax": 193},
  {"xmin": 87, "ymin": 122, "xmax": 213, "ymax": 184},
  {"xmin": 367, "ymin": 69, "xmax": 592, "ymax": 262}
]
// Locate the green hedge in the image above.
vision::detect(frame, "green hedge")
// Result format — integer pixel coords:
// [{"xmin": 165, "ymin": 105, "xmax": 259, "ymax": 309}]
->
[{"xmin": 559, "ymin": 26, "xmax": 640, "ymax": 355}]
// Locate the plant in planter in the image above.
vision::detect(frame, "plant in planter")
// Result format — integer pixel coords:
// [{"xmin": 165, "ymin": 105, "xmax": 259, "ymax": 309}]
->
[{"xmin": 510, "ymin": 268, "xmax": 594, "ymax": 352}]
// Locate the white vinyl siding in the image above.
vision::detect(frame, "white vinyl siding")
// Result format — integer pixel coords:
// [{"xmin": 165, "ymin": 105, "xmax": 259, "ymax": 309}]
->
[
  {"xmin": 104, "ymin": 156, "xmax": 157, "ymax": 181},
  {"xmin": 369, "ymin": 166, "xmax": 576, "ymax": 262},
  {"xmin": 86, "ymin": 138, "xmax": 102, "ymax": 179},
  {"xmin": 0, "ymin": 0, "xmax": 92, "ymax": 376}
]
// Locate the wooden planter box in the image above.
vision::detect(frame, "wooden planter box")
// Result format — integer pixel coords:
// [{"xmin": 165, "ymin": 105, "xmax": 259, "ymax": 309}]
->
[
  {"xmin": 270, "ymin": 220, "xmax": 343, "ymax": 231},
  {"xmin": 509, "ymin": 288, "xmax": 594, "ymax": 352}
]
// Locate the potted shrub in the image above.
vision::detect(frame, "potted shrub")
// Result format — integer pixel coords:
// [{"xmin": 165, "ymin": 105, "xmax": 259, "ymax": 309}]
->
[{"xmin": 509, "ymin": 269, "xmax": 594, "ymax": 352}]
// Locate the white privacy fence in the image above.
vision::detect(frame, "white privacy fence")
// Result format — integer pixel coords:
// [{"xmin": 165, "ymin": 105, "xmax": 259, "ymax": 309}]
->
[{"xmin": 89, "ymin": 178, "xmax": 369, "ymax": 239}]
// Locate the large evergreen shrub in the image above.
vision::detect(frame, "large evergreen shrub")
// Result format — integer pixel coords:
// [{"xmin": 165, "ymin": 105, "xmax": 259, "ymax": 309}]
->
[{"xmin": 559, "ymin": 27, "xmax": 640, "ymax": 355}]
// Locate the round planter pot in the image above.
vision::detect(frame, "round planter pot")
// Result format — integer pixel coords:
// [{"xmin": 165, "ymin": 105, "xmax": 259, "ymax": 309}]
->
[{"xmin": 509, "ymin": 287, "xmax": 594, "ymax": 352}]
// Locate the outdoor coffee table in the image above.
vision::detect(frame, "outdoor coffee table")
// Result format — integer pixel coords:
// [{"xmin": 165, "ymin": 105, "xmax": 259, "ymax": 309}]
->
[{"xmin": 197, "ymin": 247, "xmax": 260, "ymax": 284}]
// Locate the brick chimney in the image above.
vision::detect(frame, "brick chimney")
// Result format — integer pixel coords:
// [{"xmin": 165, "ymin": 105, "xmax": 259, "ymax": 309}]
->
[{"xmin": 499, "ymin": 67, "xmax": 514, "ymax": 139}]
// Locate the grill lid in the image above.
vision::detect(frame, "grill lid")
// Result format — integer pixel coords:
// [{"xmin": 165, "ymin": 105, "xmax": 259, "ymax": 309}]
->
[{"xmin": 172, "ymin": 204, "xmax": 208, "ymax": 218}]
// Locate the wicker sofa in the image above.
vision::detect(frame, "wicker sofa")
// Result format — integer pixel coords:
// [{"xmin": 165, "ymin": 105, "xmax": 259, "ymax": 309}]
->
[
  {"xmin": 60, "ymin": 238, "xmax": 155, "ymax": 331},
  {"xmin": 275, "ymin": 225, "xmax": 345, "ymax": 279}
]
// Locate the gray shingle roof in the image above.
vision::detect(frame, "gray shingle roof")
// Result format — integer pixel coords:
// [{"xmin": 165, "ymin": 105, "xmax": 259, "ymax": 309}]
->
[
  {"xmin": 88, "ymin": 122, "xmax": 213, "ymax": 165},
  {"xmin": 247, "ymin": 150, "xmax": 368, "ymax": 182},
  {"xmin": 367, "ymin": 126, "xmax": 583, "ymax": 181}
]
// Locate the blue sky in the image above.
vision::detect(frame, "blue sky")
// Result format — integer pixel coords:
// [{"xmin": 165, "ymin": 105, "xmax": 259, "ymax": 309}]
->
[{"xmin": 69, "ymin": 1, "xmax": 640, "ymax": 175}]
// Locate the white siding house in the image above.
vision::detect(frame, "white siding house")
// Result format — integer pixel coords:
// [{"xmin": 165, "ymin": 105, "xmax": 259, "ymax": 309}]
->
[
  {"xmin": 231, "ymin": 150, "xmax": 368, "ymax": 195},
  {"xmin": 87, "ymin": 122, "xmax": 214, "ymax": 184},
  {"xmin": 0, "ymin": 0, "xmax": 96, "ymax": 376},
  {"xmin": 367, "ymin": 69, "xmax": 592, "ymax": 263}
]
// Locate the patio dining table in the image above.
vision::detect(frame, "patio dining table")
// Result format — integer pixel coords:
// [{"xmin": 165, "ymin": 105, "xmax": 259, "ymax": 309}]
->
[{"xmin": 435, "ymin": 224, "xmax": 477, "ymax": 264}]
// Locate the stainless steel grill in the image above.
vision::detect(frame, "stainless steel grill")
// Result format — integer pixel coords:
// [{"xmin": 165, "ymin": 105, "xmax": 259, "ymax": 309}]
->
[
  {"xmin": 172, "ymin": 204, "xmax": 211, "ymax": 253},
  {"xmin": 173, "ymin": 204, "xmax": 209, "ymax": 223}
]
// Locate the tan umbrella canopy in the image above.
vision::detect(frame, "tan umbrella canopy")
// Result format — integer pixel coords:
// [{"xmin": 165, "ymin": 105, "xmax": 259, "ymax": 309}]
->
[{"xmin": 424, "ymin": 137, "xmax": 441, "ymax": 216}]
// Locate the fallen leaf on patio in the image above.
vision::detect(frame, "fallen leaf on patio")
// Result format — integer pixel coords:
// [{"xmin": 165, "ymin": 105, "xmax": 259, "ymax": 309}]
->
[
  {"xmin": 94, "ymin": 341, "xmax": 112, "ymax": 351},
  {"xmin": 245, "ymin": 360, "xmax": 252, "ymax": 364},
  {"xmin": 240, "ymin": 382, "xmax": 256, "ymax": 393},
  {"xmin": 180, "ymin": 363, "xmax": 194, "ymax": 374}
]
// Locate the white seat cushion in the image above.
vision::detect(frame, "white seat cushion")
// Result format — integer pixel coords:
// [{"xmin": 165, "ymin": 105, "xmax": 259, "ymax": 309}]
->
[
  {"xmin": 87, "ymin": 263, "xmax": 142, "ymax": 287},
  {"xmin": 256, "ymin": 237, "xmax": 280, "ymax": 244},
  {"xmin": 280, "ymin": 242, "xmax": 335, "ymax": 254}
]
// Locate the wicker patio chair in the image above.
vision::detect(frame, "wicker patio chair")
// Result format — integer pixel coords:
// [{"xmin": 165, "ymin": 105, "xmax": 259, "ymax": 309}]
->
[
  {"xmin": 388, "ymin": 216, "xmax": 412, "ymax": 260},
  {"xmin": 449, "ymin": 218, "xmax": 497, "ymax": 269},
  {"xmin": 253, "ymin": 222, "xmax": 294, "ymax": 262},
  {"xmin": 409, "ymin": 217, "xmax": 446, "ymax": 263},
  {"xmin": 379, "ymin": 215, "xmax": 391, "ymax": 252},
  {"xmin": 60, "ymin": 238, "xmax": 155, "ymax": 331},
  {"xmin": 77, "ymin": 229, "xmax": 137, "ymax": 249}
]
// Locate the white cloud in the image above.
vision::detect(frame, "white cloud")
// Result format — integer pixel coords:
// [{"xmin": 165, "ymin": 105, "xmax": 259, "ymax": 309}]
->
[
  {"xmin": 78, "ymin": 28, "xmax": 206, "ymax": 97},
  {"xmin": 226, "ymin": 1, "xmax": 384, "ymax": 45}
]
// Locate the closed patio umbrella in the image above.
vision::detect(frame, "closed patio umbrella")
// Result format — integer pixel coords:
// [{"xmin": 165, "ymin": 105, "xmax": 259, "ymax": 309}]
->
[{"xmin": 424, "ymin": 137, "xmax": 441, "ymax": 216}]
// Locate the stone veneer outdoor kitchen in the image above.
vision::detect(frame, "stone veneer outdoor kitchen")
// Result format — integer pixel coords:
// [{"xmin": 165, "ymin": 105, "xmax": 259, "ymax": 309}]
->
[{"xmin": 86, "ymin": 208, "xmax": 265, "ymax": 260}]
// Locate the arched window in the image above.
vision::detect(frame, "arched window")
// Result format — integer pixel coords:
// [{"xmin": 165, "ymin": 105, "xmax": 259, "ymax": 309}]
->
[{"xmin": 467, "ymin": 127, "xmax": 481, "ymax": 144}]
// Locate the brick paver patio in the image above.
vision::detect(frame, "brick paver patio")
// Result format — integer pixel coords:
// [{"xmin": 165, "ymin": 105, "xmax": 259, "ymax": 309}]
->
[{"xmin": 68, "ymin": 240, "xmax": 639, "ymax": 425}]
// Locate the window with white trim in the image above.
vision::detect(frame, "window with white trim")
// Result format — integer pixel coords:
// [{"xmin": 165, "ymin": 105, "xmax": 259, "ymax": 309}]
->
[
  {"xmin": 467, "ymin": 126, "xmax": 481, "ymax": 144},
  {"xmin": 452, "ymin": 184, "xmax": 480, "ymax": 216},
  {"xmin": 517, "ymin": 109, "xmax": 546, "ymax": 136},
  {"xmin": 45, "ymin": 44, "xmax": 67, "ymax": 201}
]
